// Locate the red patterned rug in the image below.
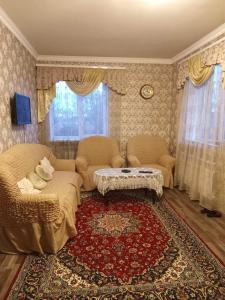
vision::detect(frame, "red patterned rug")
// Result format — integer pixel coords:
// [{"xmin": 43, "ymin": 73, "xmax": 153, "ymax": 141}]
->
[{"xmin": 7, "ymin": 191, "xmax": 225, "ymax": 299}]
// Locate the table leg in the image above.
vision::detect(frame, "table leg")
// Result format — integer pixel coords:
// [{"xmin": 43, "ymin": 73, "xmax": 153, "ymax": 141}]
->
[
  {"xmin": 149, "ymin": 189, "xmax": 160, "ymax": 204},
  {"xmin": 144, "ymin": 188, "xmax": 148, "ymax": 198}
]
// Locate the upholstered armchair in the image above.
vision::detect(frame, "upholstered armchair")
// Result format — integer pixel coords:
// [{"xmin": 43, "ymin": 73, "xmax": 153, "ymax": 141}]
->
[
  {"xmin": 127, "ymin": 135, "xmax": 175, "ymax": 188},
  {"xmin": 76, "ymin": 136, "xmax": 124, "ymax": 191}
]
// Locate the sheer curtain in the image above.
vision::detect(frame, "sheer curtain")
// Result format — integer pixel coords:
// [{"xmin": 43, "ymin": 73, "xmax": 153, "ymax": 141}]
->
[
  {"xmin": 50, "ymin": 81, "xmax": 108, "ymax": 140},
  {"xmin": 175, "ymin": 65, "xmax": 225, "ymax": 213},
  {"xmin": 40, "ymin": 82, "xmax": 108, "ymax": 159}
]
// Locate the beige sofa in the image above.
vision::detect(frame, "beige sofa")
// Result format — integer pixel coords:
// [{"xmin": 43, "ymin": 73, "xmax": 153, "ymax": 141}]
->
[
  {"xmin": 76, "ymin": 136, "xmax": 124, "ymax": 191},
  {"xmin": 0, "ymin": 143, "xmax": 83, "ymax": 254},
  {"xmin": 127, "ymin": 135, "xmax": 175, "ymax": 188}
]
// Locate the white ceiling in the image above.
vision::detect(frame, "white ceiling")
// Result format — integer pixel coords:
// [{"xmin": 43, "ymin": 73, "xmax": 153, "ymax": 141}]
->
[{"xmin": 0, "ymin": 0, "xmax": 225, "ymax": 59}]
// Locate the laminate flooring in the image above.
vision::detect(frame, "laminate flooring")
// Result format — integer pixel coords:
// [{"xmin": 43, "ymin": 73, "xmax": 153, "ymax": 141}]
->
[{"xmin": 0, "ymin": 188, "xmax": 224, "ymax": 299}]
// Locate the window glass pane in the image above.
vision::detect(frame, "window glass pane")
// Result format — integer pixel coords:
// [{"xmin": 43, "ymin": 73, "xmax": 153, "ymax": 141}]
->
[
  {"xmin": 50, "ymin": 81, "xmax": 79, "ymax": 140},
  {"xmin": 50, "ymin": 81, "xmax": 108, "ymax": 140},
  {"xmin": 83, "ymin": 83, "xmax": 107, "ymax": 136}
]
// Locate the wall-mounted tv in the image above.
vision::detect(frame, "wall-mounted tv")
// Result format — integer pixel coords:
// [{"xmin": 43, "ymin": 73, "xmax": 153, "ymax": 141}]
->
[{"xmin": 11, "ymin": 93, "xmax": 32, "ymax": 125}]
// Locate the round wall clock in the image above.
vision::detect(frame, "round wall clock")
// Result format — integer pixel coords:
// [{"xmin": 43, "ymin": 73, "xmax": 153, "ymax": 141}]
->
[{"xmin": 140, "ymin": 84, "xmax": 154, "ymax": 99}]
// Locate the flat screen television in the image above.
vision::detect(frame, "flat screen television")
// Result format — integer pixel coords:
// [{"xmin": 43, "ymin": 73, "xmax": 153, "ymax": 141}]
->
[{"xmin": 11, "ymin": 93, "xmax": 32, "ymax": 125}]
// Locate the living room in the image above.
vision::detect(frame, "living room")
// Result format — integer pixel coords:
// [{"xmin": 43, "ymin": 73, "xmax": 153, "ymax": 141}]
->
[{"xmin": 0, "ymin": 0, "xmax": 225, "ymax": 299}]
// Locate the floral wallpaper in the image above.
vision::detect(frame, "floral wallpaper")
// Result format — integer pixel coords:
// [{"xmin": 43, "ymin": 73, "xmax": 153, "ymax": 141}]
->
[
  {"xmin": 0, "ymin": 20, "xmax": 177, "ymax": 158},
  {"xmin": 37, "ymin": 60, "xmax": 175, "ymax": 158},
  {"xmin": 0, "ymin": 20, "xmax": 38, "ymax": 154},
  {"xmin": 119, "ymin": 63, "xmax": 174, "ymax": 157},
  {"xmin": 1, "ymin": 15, "xmax": 224, "ymax": 158}
]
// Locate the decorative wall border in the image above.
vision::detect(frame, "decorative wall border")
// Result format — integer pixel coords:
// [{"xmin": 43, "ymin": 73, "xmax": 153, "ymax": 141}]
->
[
  {"xmin": 36, "ymin": 55, "xmax": 172, "ymax": 65},
  {"xmin": 172, "ymin": 23, "xmax": 225, "ymax": 63}
]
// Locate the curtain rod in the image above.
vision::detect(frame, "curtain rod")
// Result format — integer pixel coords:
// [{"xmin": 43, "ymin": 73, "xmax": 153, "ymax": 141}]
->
[
  {"xmin": 36, "ymin": 63, "xmax": 126, "ymax": 70},
  {"xmin": 178, "ymin": 36, "xmax": 225, "ymax": 65}
]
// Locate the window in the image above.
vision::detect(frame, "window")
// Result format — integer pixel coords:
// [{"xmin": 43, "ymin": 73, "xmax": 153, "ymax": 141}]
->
[
  {"xmin": 184, "ymin": 64, "xmax": 224, "ymax": 144},
  {"xmin": 49, "ymin": 81, "xmax": 108, "ymax": 141}
]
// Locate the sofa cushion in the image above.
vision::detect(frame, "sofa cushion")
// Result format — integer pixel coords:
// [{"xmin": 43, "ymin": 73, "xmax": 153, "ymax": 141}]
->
[
  {"xmin": 81, "ymin": 165, "xmax": 111, "ymax": 191},
  {"xmin": 77, "ymin": 136, "xmax": 121, "ymax": 165},
  {"xmin": 87, "ymin": 165, "xmax": 111, "ymax": 174},
  {"xmin": 41, "ymin": 171, "xmax": 82, "ymax": 212},
  {"xmin": 42, "ymin": 171, "xmax": 82, "ymax": 190},
  {"xmin": 127, "ymin": 135, "xmax": 169, "ymax": 164}
]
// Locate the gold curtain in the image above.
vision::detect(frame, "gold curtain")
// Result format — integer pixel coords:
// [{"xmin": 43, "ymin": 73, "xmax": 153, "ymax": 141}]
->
[
  {"xmin": 188, "ymin": 55, "xmax": 214, "ymax": 86},
  {"xmin": 37, "ymin": 85, "xmax": 56, "ymax": 123},
  {"xmin": 37, "ymin": 69, "xmax": 106, "ymax": 123},
  {"xmin": 177, "ymin": 39, "xmax": 225, "ymax": 89},
  {"xmin": 66, "ymin": 69, "xmax": 104, "ymax": 96}
]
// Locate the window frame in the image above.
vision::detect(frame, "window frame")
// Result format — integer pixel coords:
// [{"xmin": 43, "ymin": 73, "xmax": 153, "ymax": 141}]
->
[{"xmin": 49, "ymin": 81, "xmax": 109, "ymax": 141}]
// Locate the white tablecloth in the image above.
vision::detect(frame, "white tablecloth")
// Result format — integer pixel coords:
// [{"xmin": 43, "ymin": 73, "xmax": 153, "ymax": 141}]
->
[{"xmin": 94, "ymin": 167, "xmax": 163, "ymax": 196}]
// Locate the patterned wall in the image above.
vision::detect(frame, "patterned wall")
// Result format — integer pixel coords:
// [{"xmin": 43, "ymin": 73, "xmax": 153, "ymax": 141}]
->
[
  {"xmin": 0, "ymin": 20, "xmax": 175, "ymax": 157},
  {"xmin": 37, "ymin": 60, "xmax": 175, "ymax": 158},
  {"xmin": 1, "ymin": 16, "xmax": 223, "ymax": 157},
  {"xmin": 0, "ymin": 20, "xmax": 38, "ymax": 154},
  {"xmin": 120, "ymin": 63, "xmax": 174, "ymax": 157}
]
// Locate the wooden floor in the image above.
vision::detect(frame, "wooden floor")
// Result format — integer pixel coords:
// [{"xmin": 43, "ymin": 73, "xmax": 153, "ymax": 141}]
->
[
  {"xmin": 165, "ymin": 189, "xmax": 225, "ymax": 263},
  {"xmin": 0, "ymin": 189, "xmax": 224, "ymax": 298}
]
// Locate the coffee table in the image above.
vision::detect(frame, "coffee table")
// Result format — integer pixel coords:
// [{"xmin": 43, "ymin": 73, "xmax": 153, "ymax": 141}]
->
[{"xmin": 94, "ymin": 167, "xmax": 163, "ymax": 202}]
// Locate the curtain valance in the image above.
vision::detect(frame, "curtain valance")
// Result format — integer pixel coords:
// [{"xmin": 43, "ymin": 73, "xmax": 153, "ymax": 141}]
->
[
  {"xmin": 36, "ymin": 66, "xmax": 127, "ymax": 95},
  {"xmin": 188, "ymin": 55, "xmax": 214, "ymax": 86},
  {"xmin": 37, "ymin": 66, "xmax": 127, "ymax": 123},
  {"xmin": 66, "ymin": 69, "xmax": 104, "ymax": 96},
  {"xmin": 177, "ymin": 39, "xmax": 225, "ymax": 89}
]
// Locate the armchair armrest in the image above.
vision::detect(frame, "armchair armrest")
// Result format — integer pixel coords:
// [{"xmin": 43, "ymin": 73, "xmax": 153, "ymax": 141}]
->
[
  {"xmin": 11, "ymin": 194, "xmax": 60, "ymax": 223},
  {"xmin": 53, "ymin": 159, "xmax": 76, "ymax": 171},
  {"xmin": 127, "ymin": 155, "xmax": 141, "ymax": 167},
  {"xmin": 76, "ymin": 156, "xmax": 88, "ymax": 172},
  {"xmin": 158, "ymin": 154, "xmax": 176, "ymax": 170},
  {"xmin": 111, "ymin": 155, "xmax": 125, "ymax": 168}
]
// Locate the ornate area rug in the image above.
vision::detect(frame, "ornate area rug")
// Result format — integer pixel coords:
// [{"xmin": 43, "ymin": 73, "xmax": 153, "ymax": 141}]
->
[{"xmin": 7, "ymin": 191, "xmax": 225, "ymax": 299}]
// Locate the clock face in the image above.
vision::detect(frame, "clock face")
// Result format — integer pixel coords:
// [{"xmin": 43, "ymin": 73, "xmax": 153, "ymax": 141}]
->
[{"xmin": 140, "ymin": 84, "xmax": 154, "ymax": 99}]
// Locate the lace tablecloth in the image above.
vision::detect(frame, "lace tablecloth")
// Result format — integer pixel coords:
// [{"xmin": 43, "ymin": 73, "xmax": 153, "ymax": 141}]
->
[{"xmin": 94, "ymin": 168, "xmax": 163, "ymax": 196}]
